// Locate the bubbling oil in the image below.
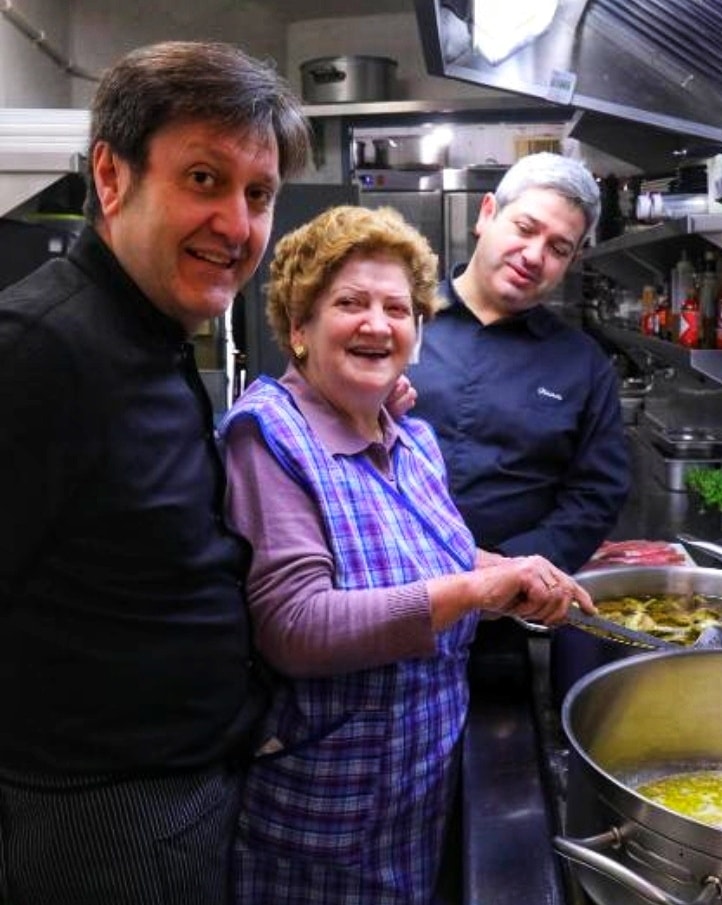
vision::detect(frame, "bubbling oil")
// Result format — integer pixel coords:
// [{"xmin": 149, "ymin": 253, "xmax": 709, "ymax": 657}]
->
[{"xmin": 636, "ymin": 771, "xmax": 722, "ymax": 828}]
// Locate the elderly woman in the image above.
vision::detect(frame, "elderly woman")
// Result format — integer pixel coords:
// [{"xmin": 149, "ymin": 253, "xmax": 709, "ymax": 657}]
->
[{"xmin": 221, "ymin": 205, "xmax": 593, "ymax": 904}]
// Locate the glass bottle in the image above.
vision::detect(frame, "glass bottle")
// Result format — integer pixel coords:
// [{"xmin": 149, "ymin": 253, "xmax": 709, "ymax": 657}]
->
[
  {"xmin": 640, "ymin": 284, "xmax": 657, "ymax": 335},
  {"xmin": 698, "ymin": 249, "xmax": 718, "ymax": 348},
  {"xmin": 678, "ymin": 283, "xmax": 701, "ymax": 348},
  {"xmin": 654, "ymin": 284, "xmax": 671, "ymax": 340},
  {"xmin": 670, "ymin": 250, "xmax": 695, "ymax": 340}
]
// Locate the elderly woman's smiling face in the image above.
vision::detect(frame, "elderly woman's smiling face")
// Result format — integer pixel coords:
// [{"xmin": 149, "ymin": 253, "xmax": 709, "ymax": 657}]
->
[{"xmin": 291, "ymin": 250, "xmax": 417, "ymax": 431}]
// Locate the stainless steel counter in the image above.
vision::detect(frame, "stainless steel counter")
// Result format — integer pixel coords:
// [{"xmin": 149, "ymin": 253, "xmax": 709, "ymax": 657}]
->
[{"xmin": 610, "ymin": 428, "xmax": 721, "ymax": 548}]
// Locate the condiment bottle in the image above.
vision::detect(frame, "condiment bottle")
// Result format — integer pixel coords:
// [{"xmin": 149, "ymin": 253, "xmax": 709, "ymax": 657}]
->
[
  {"xmin": 671, "ymin": 250, "xmax": 695, "ymax": 340},
  {"xmin": 699, "ymin": 250, "xmax": 718, "ymax": 348},
  {"xmin": 654, "ymin": 285, "xmax": 671, "ymax": 340},
  {"xmin": 678, "ymin": 285, "xmax": 701, "ymax": 348},
  {"xmin": 640, "ymin": 284, "xmax": 657, "ymax": 335}
]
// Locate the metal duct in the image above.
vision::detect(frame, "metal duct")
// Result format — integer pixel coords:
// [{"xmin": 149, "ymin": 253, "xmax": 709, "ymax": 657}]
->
[{"xmin": 0, "ymin": 0, "xmax": 100, "ymax": 82}]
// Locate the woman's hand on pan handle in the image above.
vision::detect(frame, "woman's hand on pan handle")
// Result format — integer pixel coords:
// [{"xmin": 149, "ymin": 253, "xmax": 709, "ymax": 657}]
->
[
  {"xmin": 427, "ymin": 554, "xmax": 595, "ymax": 631},
  {"xmin": 493, "ymin": 555, "xmax": 596, "ymax": 625}
]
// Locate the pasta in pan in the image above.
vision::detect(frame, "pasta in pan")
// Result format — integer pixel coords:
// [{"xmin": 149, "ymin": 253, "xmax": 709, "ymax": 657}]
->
[{"xmin": 596, "ymin": 594, "xmax": 722, "ymax": 646}]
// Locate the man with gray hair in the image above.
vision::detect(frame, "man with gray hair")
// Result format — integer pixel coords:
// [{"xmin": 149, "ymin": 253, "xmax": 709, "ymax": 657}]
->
[{"xmin": 410, "ymin": 152, "xmax": 629, "ymax": 574}]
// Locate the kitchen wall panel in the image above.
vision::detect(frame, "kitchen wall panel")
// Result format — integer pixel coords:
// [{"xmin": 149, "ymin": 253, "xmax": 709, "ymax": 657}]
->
[
  {"xmin": 0, "ymin": 0, "xmax": 71, "ymax": 106},
  {"xmin": 69, "ymin": 0, "xmax": 287, "ymax": 108}
]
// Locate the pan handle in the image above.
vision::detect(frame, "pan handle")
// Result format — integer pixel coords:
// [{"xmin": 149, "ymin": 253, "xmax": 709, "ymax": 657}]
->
[
  {"xmin": 511, "ymin": 615, "xmax": 551, "ymax": 635},
  {"xmin": 554, "ymin": 831, "xmax": 722, "ymax": 905},
  {"xmin": 676, "ymin": 534, "xmax": 722, "ymax": 565},
  {"xmin": 308, "ymin": 65, "xmax": 346, "ymax": 85}
]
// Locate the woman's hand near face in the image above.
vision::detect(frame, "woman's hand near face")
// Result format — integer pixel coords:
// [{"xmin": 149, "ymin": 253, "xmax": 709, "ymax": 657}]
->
[
  {"xmin": 426, "ymin": 554, "xmax": 595, "ymax": 632},
  {"xmin": 385, "ymin": 374, "xmax": 417, "ymax": 420}
]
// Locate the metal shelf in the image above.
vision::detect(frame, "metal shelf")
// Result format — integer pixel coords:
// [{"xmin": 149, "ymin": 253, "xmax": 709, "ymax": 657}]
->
[
  {"xmin": 592, "ymin": 323, "xmax": 722, "ymax": 386},
  {"xmin": 691, "ymin": 350, "xmax": 722, "ymax": 383},
  {"xmin": 582, "ymin": 215, "xmax": 722, "ymax": 294},
  {"xmin": 586, "ymin": 215, "xmax": 722, "ymax": 259},
  {"xmin": 300, "ymin": 95, "xmax": 555, "ymax": 119}
]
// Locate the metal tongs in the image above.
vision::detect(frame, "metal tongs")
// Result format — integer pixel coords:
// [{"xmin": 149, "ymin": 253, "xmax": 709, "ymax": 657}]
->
[
  {"xmin": 566, "ymin": 605, "xmax": 679, "ymax": 650},
  {"xmin": 676, "ymin": 533, "xmax": 722, "ymax": 566},
  {"xmin": 568, "ymin": 602, "xmax": 722, "ymax": 650}
]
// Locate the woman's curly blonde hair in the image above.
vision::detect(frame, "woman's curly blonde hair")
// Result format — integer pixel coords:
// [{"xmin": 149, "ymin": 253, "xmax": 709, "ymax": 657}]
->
[{"xmin": 265, "ymin": 205, "xmax": 442, "ymax": 354}]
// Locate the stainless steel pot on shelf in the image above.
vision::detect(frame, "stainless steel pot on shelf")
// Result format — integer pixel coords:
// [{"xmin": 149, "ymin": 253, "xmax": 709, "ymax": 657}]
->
[
  {"xmin": 300, "ymin": 55, "xmax": 397, "ymax": 104},
  {"xmin": 554, "ymin": 649, "xmax": 722, "ymax": 905}
]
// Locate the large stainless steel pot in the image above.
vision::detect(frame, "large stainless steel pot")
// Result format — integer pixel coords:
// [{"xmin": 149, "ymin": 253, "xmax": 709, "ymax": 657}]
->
[
  {"xmin": 300, "ymin": 56, "xmax": 397, "ymax": 104},
  {"xmin": 554, "ymin": 649, "xmax": 722, "ymax": 905},
  {"xmin": 550, "ymin": 566, "xmax": 722, "ymax": 708}
]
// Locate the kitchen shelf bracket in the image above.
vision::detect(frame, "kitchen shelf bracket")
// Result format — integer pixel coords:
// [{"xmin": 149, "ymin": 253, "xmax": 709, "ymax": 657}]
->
[{"xmin": 690, "ymin": 350, "xmax": 722, "ymax": 384}]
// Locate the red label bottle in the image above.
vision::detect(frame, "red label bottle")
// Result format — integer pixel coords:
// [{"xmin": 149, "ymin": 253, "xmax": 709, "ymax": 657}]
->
[{"xmin": 678, "ymin": 290, "xmax": 700, "ymax": 348}]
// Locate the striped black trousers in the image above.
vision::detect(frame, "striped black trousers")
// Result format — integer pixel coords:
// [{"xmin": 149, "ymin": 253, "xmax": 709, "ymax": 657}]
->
[{"xmin": 0, "ymin": 766, "xmax": 242, "ymax": 905}]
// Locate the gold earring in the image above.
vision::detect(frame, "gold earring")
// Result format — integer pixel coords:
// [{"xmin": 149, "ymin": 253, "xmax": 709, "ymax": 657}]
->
[{"xmin": 292, "ymin": 343, "xmax": 307, "ymax": 360}]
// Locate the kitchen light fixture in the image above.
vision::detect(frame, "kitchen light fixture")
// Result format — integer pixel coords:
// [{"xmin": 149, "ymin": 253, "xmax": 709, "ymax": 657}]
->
[
  {"xmin": 419, "ymin": 125, "xmax": 453, "ymax": 166},
  {"xmin": 471, "ymin": 0, "xmax": 559, "ymax": 66}
]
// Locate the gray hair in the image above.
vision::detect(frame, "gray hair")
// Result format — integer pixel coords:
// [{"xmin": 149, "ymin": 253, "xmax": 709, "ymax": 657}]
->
[{"xmin": 494, "ymin": 152, "xmax": 601, "ymax": 244}]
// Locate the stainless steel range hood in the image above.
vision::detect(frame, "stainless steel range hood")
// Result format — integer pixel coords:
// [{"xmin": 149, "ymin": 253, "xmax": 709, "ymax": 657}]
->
[
  {"xmin": 567, "ymin": 110, "xmax": 722, "ymax": 174},
  {"xmin": 0, "ymin": 108, "xmax": 89, "ymax": 217},
  {"xmin": 416, "ymin": 0, "xmax": 722, "ymax": 173}
]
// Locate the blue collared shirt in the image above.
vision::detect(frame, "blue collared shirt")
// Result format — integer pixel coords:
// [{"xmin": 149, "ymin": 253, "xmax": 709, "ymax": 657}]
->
[{"xmin": 409, "ymin": 268, "xmax": 630, "ymax": 573}]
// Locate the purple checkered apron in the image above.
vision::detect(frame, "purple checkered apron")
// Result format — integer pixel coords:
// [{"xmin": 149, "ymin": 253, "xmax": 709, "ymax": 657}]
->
[{"xmin": 222, "ymin": 377, "xmax": 478, "ymax": 904}]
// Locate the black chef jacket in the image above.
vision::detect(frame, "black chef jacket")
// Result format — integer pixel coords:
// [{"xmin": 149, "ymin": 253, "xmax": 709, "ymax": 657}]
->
[
  {"xmin": 0, "ymin": 227, "xmax": 260, "ymax": 775},
  {"xmin": 410, "ymin": 270, "xmax": 630, "ymax": 573}
]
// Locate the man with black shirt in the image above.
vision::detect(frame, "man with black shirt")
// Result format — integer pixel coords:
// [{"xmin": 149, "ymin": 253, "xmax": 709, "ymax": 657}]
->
[{"xmin": 0, "ymin": 41, "xmax": 309, "ymax": 905}]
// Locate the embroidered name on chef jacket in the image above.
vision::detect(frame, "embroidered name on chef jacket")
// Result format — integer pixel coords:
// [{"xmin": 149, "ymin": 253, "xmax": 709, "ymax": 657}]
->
[{"xmin": 537, "ymin": 387, "xmax": 563, "ymax": 401}]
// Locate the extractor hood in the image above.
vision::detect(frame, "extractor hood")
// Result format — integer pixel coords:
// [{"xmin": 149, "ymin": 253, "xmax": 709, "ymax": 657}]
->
[
  {"xmin": 0, "ymin": 108, "xmax": 89, "ymax": 217},
  {"xmin": 567, "ymin": 110, "xmax": 722, "ymax": 174},
  {"xmin": 416, "ymin": 0, "xmax": 722, "ymax": 174}
]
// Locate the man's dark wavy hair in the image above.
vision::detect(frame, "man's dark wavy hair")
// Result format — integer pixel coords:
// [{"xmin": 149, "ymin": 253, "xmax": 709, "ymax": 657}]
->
[{"xmin": 83, "ymin": 40, "xmax": 311, "ymax": 223}]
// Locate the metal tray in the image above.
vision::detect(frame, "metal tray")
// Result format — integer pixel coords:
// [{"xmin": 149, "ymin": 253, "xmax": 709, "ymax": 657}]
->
[{"xmin": 651, "ymin": 427, "xmax": 722, "ymax": 458}]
